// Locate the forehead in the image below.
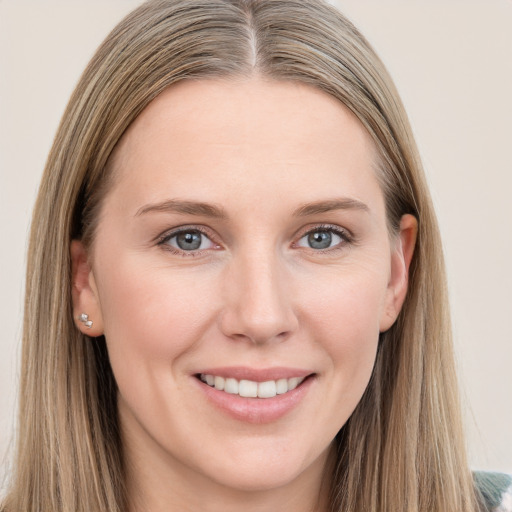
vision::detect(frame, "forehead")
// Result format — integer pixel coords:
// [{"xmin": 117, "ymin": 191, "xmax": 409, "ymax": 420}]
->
[{"xmin": 105, "ymin": 77, "xmax": 383, "ymax": 217}]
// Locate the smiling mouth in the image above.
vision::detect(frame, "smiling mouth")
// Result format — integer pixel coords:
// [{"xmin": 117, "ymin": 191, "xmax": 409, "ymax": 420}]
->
[{"xmin": 198, "ymin": 374, "xmax": 308, "ymax": 399}]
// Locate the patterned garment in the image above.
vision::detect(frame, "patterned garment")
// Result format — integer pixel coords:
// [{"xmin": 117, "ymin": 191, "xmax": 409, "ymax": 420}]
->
[{"xmin": 474, "ymin": 472, "xmax": 512, "ymax": 512}]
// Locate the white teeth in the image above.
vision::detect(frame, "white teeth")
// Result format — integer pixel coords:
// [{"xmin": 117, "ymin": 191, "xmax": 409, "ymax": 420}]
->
[
  {"xmin": 239, "ymin": 379, "xmax": 258, "ymax": 398},
  {"xmin": 276, "ymin": 378, "xmax": 288, "ymax": 394},
  {"xmin": 287, "ymin": 377, "xmax": 300, "ymax": 390},
  {"xmin": 200, "ymin": 374, "xmax": 306, "ymax": 398},
  {"xmin": 214, "ymin": 376, "xmax": 225, "ymax": 391},
  {"xmin": 258, "ymin": 380, "xmax": 277, "ymax": 398},
  {"xmin": 224, "ymin": 378, "xmax": 239, "ymax": 394}
]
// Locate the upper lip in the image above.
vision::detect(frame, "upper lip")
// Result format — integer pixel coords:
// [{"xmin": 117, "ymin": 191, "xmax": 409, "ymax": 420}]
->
[{"xmin": 195, "ymin": 366, "xmax": 313, "ymax": 382}]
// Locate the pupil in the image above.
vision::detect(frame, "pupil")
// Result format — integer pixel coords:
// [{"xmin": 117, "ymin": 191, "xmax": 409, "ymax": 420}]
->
[
  {"xmin": 177, "ymin": 231, "xmax": 201, "ymax": 250},
  {"xmin": 308, "ymin": 231, "xmax": 332, "ymax": 249}
]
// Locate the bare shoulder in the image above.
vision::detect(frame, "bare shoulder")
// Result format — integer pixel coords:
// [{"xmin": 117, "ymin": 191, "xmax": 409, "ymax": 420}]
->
[{"xmin": 474, "ymin": 471, "xmax": 512, "ymax": 512}]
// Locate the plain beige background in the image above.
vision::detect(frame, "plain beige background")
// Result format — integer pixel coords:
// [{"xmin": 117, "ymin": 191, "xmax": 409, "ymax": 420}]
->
[{"xmin": 1, "ymin": 0, "xmax": 511, "ymax": 487}]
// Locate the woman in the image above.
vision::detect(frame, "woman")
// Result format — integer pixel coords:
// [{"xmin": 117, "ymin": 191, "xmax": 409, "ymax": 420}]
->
[{"xmin": 2, "ymin": 0, "xmax": 510, "ymax": 511}]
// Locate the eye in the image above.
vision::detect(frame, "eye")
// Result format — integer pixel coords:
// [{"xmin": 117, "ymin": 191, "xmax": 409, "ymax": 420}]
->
[
  {"xmin": 159, "ymin": 228, "xmax": 218, "ymax": 253},
  {"xmin": 296, "ymin": 227, "xmax": 346, "ymax": 250}
]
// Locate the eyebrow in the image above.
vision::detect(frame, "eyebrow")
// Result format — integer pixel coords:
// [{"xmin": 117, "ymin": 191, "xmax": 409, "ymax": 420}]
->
[
  {"xmin": 135, "ymin": 199, "xmax": 227, "ymax": 219},
  {"xmin": 293, "ymin": 198, "xmax": 370, "ymax": 216},
  {"xmin": 135, "ymin": 197, "xmax": 369, "ymax": 219}
]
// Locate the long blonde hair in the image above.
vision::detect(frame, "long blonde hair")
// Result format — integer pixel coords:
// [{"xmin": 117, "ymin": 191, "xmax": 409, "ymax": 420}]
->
[{"xmin": 4, "ymin": 1, "xmax": 482, "ymax": 511}]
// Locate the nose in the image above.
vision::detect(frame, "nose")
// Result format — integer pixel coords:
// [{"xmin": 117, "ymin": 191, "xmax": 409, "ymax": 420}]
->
[{"xmin": 219, "ymin": 250, "xmax": 298, "ymax": 345}]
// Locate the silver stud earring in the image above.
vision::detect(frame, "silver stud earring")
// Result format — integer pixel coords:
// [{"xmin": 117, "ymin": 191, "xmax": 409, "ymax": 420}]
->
[{"xmin": 79, "ymin": 313, "xmax": 93, "ymax": 329}]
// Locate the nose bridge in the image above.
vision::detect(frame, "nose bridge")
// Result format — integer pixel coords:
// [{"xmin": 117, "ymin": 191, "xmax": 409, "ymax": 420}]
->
[{"xmin": 220, "ymin": 244, "xmax": 297, "ymax": 344}]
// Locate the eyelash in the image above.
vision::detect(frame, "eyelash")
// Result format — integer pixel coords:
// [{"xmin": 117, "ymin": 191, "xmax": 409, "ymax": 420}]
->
[
  {"xmin": 156, "ymin": 224, "xmax": 353, "ymax": 257},
  {"xmin": 157, "ymin": 226, "xmax": 218, "ymax": 257},
  {"xmin": 294, "ymin": 224, "xmax": 353, "ymax": 253}
]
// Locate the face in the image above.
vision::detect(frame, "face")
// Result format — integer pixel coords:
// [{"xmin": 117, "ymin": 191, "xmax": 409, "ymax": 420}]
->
[{"xmin": 72, "ymin": 78, "xmax": 415, "ymax": 501}]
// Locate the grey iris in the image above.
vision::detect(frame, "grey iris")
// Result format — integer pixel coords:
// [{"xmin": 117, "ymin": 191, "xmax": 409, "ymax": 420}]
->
[
  {"xmin": 176, "ymin": 231, "xmax": 202, "ymax": 250},
  {"xmin": 308, "ymin": 231, "xmax": 332, "ymax": 249}
]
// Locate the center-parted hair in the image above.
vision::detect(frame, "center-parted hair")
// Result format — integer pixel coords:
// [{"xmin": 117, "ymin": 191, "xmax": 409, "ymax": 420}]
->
[{"xmin": 4, "ymin": 1, "xmax": 482, "ymax": 511}]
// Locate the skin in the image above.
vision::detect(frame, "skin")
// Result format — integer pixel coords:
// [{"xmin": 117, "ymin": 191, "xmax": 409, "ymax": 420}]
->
[{"xmin": 71, "ymin": 77, "xmax": 417, "ymax": 512}]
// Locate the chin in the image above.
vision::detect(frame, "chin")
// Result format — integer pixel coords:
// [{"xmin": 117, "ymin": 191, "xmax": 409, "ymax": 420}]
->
[
  {"xmin": 207, "ymin": 462, "xmax": 307, "ymax": 493},
  {"xmin": 192, "ymin": 439, "xmax": 330, "ymax": 494}
]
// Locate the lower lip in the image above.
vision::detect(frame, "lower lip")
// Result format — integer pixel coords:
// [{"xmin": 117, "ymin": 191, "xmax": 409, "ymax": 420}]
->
[{"xmin": 195, "ymin": 376, "xmax": 315, "ymax": 424}]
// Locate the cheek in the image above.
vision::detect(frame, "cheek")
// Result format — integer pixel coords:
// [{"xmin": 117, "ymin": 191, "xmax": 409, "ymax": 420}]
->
[
  {"xmin": 305, "ymin": 266, "xmax": 387, "ymax": 343},
  {"xmin": 95, "ymin": 256, "xmax": 220, "ymax": 376},
  {"xmin": 301, "ymin": 269, "xmax": 387, "ymax": 401}
]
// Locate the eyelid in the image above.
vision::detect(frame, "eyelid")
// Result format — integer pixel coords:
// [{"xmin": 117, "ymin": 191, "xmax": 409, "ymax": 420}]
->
[
  {"xmin": 293, "ymin": 223, "xmax": 354, "ymax": 250},
  {"xmin": 156, "ymin": 225, "xmax": 222, "ymax": 255},
  {"xmin": 154, "ymin": 222, "xmax": 354, "ymax": 256}
]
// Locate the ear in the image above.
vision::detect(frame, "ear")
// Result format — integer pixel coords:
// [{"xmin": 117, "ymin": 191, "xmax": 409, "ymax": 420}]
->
[
  {"xmin": 379, "ymin": 214, "xmax": 418, "ymax": 332},
  {"xmin": 70, "ymin": 240, "xmax": 104, "ymax": 336}
]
